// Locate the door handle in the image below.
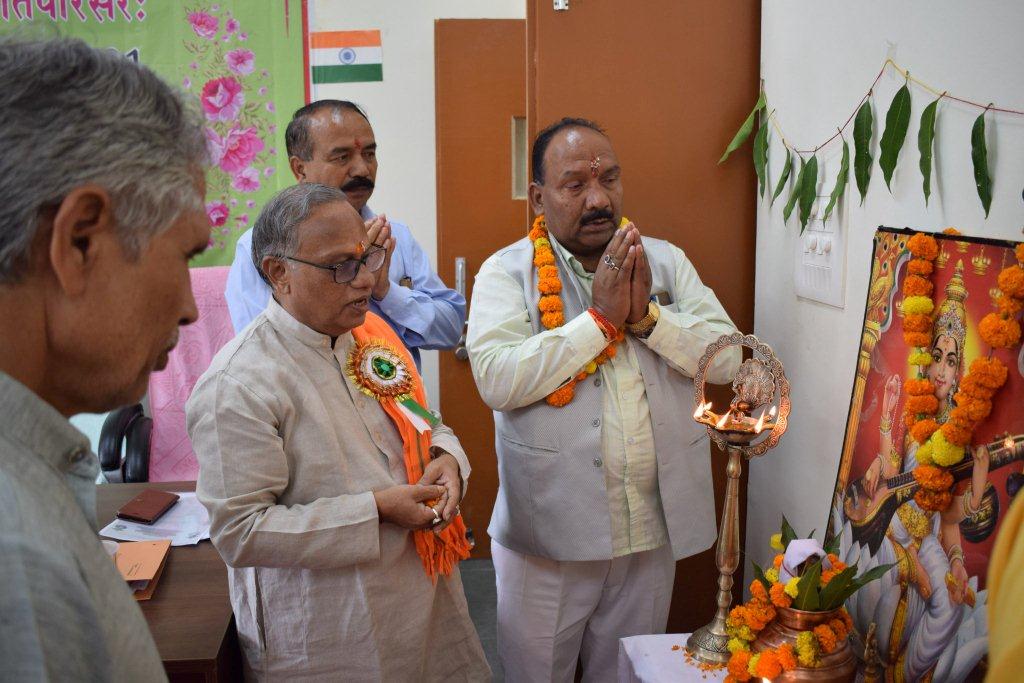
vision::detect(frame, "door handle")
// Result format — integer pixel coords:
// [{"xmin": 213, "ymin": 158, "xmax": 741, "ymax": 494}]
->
[{"xmin": 454, "ymin": 257, "xmax": 469, "ymax": 360}]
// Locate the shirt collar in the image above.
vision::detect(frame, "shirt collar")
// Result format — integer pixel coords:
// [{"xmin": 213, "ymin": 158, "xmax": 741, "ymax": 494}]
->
[
  {"xmin": 0, "ymin": 371, "xmax": 92, "ymax": 474},
  {"xmin": 265, "ymin": 296, "xmax": 353, "ymax": 352},
  {"xmin": 549, "ymin": 234, "xmax": 593, "ymax": 280}
]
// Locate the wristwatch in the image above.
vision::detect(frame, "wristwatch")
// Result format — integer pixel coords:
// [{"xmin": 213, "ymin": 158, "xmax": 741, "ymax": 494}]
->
[{"xmin": 626, "ymin": 301, "xmax": 660, "ymax": 339}]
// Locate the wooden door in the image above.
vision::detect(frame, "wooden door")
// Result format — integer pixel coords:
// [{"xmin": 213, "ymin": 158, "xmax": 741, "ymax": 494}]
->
[
  {"xmin": 529, "ymin": 0, "xmax": 760, "ymax": 633},
  {"xmin": 436, "ymin": 19, "xmax": 527, "ymax": 558}
]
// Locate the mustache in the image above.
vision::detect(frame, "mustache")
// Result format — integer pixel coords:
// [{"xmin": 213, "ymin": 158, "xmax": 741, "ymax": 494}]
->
[
  {"xmin": 580, "ymin": 209, "xmax": 614, "ymax": 225},
  {"xmin": 341, "ymin": 176, "xmax": 375, "ymax": 193}
]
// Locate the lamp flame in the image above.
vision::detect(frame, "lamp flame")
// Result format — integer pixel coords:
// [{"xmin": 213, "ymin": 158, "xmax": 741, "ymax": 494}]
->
[
  {"xmin": 754, "ymin": 411, "xmax": 766, "ymax": 434},
  {"xmin": 1005, "ymin": 436, "xmax": 1015, "ymax": 451},
  {"xmin": 715, "ymin": 411, "xmax": 730, "ymax": 429},
  {"xmin": 769, "ymin": 405, "xmax": 778, "ymax": 418}
]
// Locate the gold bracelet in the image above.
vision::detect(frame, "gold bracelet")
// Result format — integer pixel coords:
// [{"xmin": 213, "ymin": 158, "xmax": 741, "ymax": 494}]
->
[
  {"xmin": 889, "ymin": 447, "xmax": 902, "ymax": 468},
  {"xmin": 626, "ymin": 301, "xmax": 660, "ymax": 339},
  {"xmin": 880, "ymin": 416, "xmax": 892, "ymax": 434},
  {"xmin": 947, "ymin": 544, "xmax": 965, "ymax": 566}
]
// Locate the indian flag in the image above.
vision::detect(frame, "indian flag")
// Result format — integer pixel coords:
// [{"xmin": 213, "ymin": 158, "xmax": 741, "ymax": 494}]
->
[{"xmin": 309, "ymin": 30, "xmax": 383, "ymax": 84}]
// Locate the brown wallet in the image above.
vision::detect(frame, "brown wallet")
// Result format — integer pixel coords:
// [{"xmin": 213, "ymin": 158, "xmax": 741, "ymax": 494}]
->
[{"xmin": 116, "ymin": 489, "xmax": 180, "ymax": 525}]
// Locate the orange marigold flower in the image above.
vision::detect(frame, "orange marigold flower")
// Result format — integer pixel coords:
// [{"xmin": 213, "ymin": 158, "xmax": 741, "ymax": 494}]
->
[
  {"xmin": 915, "ymin": 489, "xmax": 953, "ymax": 512},
  {"xmin": 777, "ymin": 644, "xmax": 798, "ymax": 671},
  {"xmin": 545, "ymin": 382, "xmax": 575, "ymax": 407},
  {"xmin": 839, "ymin": 609, "xmax": 853, "ymax": 630},
  {"xmin": 998, "ymin": 265, "xmax": 1024, "ymax": 299},
  {"xmin": 979, "ymin": 313, "xmax": 1022, "ymax": 349},
  {"xmin": 814, "ymin": 625, "xmax": 838, "ymax": 654},
  {"xmin": 942, "ymin": 227, "xmax": 961, "ymax": 235},
  {"xmin": 904, "ymin": 331, "xmax": 933, "ymax": 348},
  {"xmin": 908, "ymin": 234, "xmax": 940, "ymax": 261},
  {"xmin": 914, "ymin": 465, "xmax": 954, "ymax": 492},
  {"xmin": 541, "ymin": 311, "xmax": 564, "ymax": 329},
  {"xmin": 905, "ymin": 379, "xmax": 936, "ymax": 396},
  {"xmin": 538, "ymin": 277, "xmax": 562, "ymax": 295},
  {"xmin": 754, "ymin": 650, "xmax": 783, "ymax": 680},
  {"xmin": 1016, "ymin": 243, "xmax": 1024, "ymax": 264},
  {"xmin": 774, "ymin": 554, "xmax": 784, "ymax": 569},
  {"xmin": 902, "ymin": 313, "xmax": 933, "ymax": 333},
  {"xmin": 911, "ymin": 419, "xmax": 940, "ymax": 445},
  {"xmin": 605, "ymin": 344, "xmax": 618, "ymax": 359},
  {"xmin": 941, "ymin": 419, "xmax": 974, "ymax": 448},
  {"xmin": 908, "ymin": 259, "xmax": 934, "ymax": 276},
  {"xmin": 903, "ymin": 274, "xmax": 934, "ymax": 297},
  {"xmin": 769, "ymin": 582, "xmax": 792, "ymax": 608},
  {"xmin": 998, "ymin": 295, "xmax": 1024, "ymax": 316},
  {"xmin": 727, "ymin": 651, "xmax": 753, "ymax": 681},
  {"xmin": 963, "ymin": 398, "xmax": 992, "ymax": 423},
  {"xmin": 528, "ymin": 227, "xmax": 546, "ymax": 241},
  {"xmin": 905, "ymin": 394, "xmax": 939, "ymax": 415},
  {"xmin": 533, "ymin": 250, "xmax": 556, "ymax": 268},
  {"xmin": 750, "ymin": 581, "xmax": 769, "ymax": 603},
  {"xmin": 820, "ymin": 569, "xmax": 836, "ymax": 585},
  {"xmin": 960, "ymin": 375, "xmax": 996, "ymax": 400},
  {"xmin": 538, "ymin": 265, "xmax": 560, "ymax": 280},
  {"xmin": 538, "ymin": 294, "xmax": 563, "ymax": 312},
  {"xmin": 969, "ymin": 356, "xmax": 1009, "ymax": 389}
]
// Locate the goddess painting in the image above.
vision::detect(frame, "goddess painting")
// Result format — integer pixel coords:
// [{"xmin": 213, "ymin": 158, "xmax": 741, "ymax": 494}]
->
[{"xmin": 829, "ymin": 229, "xmax": 1024, "ymax": 682}]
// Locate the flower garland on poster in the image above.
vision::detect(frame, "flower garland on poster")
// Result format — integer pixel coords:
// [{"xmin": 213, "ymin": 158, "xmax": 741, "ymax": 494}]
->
[
  {"xmin": 184, "ymin": 5, "xmax": 280, "ymax": 250},
  {"xmin": 530, "ymin": 215, "xmax": 625, "ymax": 407},
  {"xmin": 901, "ymin": 232, "xmax": 1024, "ymax": 511}
]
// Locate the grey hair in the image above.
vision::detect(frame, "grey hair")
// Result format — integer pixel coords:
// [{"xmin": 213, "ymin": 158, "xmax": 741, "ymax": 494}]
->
[
  {"xmin": 251, "ymin": 183, "xmax": 349, "ymax": 285},
  {"xmin": 0, "ymin": 38, "xmax": 208, "ymax": 284}
]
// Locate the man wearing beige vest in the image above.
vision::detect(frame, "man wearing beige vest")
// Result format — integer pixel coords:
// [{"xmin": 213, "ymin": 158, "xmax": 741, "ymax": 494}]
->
[{"xmin": 467, "ymin": 117, "xmax": 740, "ymax": 681}]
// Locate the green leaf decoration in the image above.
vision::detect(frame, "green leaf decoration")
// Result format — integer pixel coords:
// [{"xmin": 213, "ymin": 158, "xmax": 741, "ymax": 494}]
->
[
  {"xmin": 918, "ymin": 97, "xmax": 939, "ymax": 205},
  {"xmin": 822, "ymin": 139, "xmax": 850, "ymax": 221},
  {"xmin": 770, "ymin": 147, "xmax": 793, "ymax": 206},
  {"xmin": 818, "ymin": 566, "xmax": 857, "ymax": 611},
  {"xmin": 853, "ymin": 99, "xmax": 874, "ymax": 205},
  {"xmin": 824, "ymin": 529, "xmax": 842, "ymax": 557},
  {"xmin": 792, "ymin": 559, "xmax": 822, "ymax": 611},
  {"xmin": 798, "ymin": 155, "xmax": 818, "ymax": 233},
  {"xmin": 972, "ymin": 109, "xmax": 993, "ymax": 218},
  {"xmin": 752, "ymin": 561, "xmax": 772, "ymax": 592},
  {"xmin": 783, "ymin": 157, "xmax": 805, "ymax": 223},
  {"xmin": 719, "ymin": 91, "xmax": 766, "ymax": 164},
  {"xmin": 851, "ymin": 562, "xmax": 896, "ymax": 590},
  {"xmin": 753, "ymin": 121, "xmax": 770, "ymax": 198},
  {"xmin": 879, "ymin": 83, "xmax": 912, "ymax": 191},
  {"xmin": 780, "ymin": 516, "xmax": 799, "ymax": 548}
]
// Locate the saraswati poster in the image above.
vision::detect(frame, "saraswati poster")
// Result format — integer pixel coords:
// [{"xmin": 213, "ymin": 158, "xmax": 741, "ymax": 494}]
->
[
  {"xmin": 0, "ymin": 1, "xmax": 305, "ymax": 266},
  {"xmin": 827, "ymin": 227, "xmax": 1024, "ymax": 681}
]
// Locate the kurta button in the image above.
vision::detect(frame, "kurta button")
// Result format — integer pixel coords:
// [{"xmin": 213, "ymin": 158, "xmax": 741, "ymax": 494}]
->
[
  {"xmin": 593, "ymin": 458, "xmax": 603, "ymax": 467},
  {"xmin": 594, "ymin": 378, "xmax": 602, "ymax": 387},
  {"xmin": 592, "ymin": 418, "xmax": 601, "ymax": 428}
]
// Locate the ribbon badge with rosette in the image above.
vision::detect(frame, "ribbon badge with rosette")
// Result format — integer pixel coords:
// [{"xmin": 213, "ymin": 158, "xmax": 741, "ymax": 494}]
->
[{"xmin": 346, "ymin": 339, "xmax": 439, "ymax": 434}]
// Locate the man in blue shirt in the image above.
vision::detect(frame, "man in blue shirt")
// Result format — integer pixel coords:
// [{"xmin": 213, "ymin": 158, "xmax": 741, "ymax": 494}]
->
[{"xmin": 226, "ymin": 100, "xmax": 465, "ymax": 367}]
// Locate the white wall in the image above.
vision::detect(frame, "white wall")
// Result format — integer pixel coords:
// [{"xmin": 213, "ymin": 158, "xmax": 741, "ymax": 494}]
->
[
  {"xmin": 746, "ymin": 1, "xmax": 1024, "ymax": 579},
  {"xmin": 308, "ymin": 0, "xmax": 525, "ymax": 400}
]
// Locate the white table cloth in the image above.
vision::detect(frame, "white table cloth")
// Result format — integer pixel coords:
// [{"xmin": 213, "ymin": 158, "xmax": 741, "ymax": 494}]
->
[{"xmin": 618, "ymin": 633, "xmax": 729, "ymax": 682}]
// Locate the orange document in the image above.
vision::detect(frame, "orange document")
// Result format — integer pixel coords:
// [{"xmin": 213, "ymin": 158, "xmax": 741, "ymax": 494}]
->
[{"xmin": 113, "ymin": 539, "xmax": 171, "ymax": 601}]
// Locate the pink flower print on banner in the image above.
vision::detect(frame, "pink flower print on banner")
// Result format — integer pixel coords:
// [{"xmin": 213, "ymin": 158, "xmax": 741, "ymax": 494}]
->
[
  {"xmin": 266, "ymin": 102, "xmax": 276, "ymax": 113},
  {"xmin": 234, "ymin": 213, "xmax": 250, "ymax": 226},
  {"xmin": 188, "ymin": 12, "xmax": 219, "ymax": 40},
  {"xmin": 206, "ymin": 201, "xmax": 229, "ymax": 227},
  {"xmin": 264, "ymin": 167, "xmax": 276, "ymax": 177},
  {"xmin": 217, "ymin": 126, "xmax": 265, "ymax": 175},
  {"xmin": 201, "ymin": 77, "xmax": 244, "ymax": 122},
  {"xmin": 204, "ymin": 127, "xmax": 225, "ymax": 167},
  {"xmin": 225, "ymin": 17, "xmax": 239, "ymax": 33},
  {"xmin": 226, "ymin": 49, "xmax": 255, "ymax": 75},
  {"xmin": 231, "ymin": 168, "xmax": 261, "ymax": 193},
  {"xmin": 190, "ymin": 62, "xmax": 199, "ymax": 70},
  {"xmin": 230, "ymin": 198, "xmax": 239, "ymax": 207},
  {"xmin": 258, "ymin": 86, "xmax": 268, "ymax": 96},
  {"xmin": 182, "ymin": 77, "xmax": 192, "ymax": 90},
  {"xmin": 246, "ymin": 200, "xmax": 256, "ymax": 209},
  {"xmin": 239, "ymin": 32, "xmax": 248, "ymax": 41}
]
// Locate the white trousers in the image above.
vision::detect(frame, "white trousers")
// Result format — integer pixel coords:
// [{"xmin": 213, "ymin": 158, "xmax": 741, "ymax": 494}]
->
[{"xmin": 492, "ymin": 541, "xmax": 676, "ymax": 683}]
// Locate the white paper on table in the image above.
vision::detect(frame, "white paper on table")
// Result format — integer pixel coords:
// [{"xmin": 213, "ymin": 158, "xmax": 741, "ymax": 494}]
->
[{"xmin": 100, "ymin": 491, "xmax": 211, "ymax": 546}]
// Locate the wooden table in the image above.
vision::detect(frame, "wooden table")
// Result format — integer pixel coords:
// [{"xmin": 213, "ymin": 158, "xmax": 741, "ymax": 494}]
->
[{"xmin": 97, "ymin": 482, "xmax": 242, "ymax": 683}]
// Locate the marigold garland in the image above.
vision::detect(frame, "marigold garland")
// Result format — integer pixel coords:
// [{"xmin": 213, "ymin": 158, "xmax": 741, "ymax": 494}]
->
[
  {"xmin": 530, "ymin": 214, "xmax": 627, "ymax": 407},
  {"xmin": 901, "ymin": 231, "xmax": 1022, "ymax": 511}
]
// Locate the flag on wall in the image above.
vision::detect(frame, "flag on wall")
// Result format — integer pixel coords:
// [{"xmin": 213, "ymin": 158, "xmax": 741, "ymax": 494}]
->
[{"xmin": 309, "ymin": 30, "xmax": 383, "ymax": 84}]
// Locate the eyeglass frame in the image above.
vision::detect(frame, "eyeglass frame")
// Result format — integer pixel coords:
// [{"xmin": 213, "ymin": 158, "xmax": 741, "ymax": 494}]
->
[{"xmin": 280, "ymin": 244, "xmax": 387, "ymax": 284}]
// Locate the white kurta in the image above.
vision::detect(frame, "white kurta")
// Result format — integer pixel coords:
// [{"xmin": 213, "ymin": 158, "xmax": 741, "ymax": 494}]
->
[{"xmin": 186, "ymin": 299, "xmax": 490, "ymax": 681}]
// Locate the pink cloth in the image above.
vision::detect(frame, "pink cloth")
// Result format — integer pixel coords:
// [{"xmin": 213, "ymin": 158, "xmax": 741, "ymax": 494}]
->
[{"xmin": 147, "ymin": 267, "xmax": 237, "ymax": 482}]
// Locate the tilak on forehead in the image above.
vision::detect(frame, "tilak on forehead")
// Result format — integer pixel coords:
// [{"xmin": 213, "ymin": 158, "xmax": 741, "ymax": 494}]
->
[
  {"xmin": 589, "ymin": 155, "xmax": 601, "ymax": 177},
  {"xmin": 353, "ymin": 137, "xmax": 363, "ymax": 151}
]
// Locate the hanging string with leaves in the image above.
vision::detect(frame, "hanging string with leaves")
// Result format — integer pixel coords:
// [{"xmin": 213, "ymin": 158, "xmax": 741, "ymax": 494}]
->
[{"xmin": 720, "ymin": 59, "xmax": 1024, "ymax": 230}]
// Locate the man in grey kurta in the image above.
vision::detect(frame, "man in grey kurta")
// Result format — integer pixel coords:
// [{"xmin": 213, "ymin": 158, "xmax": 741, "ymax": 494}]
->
[
  {"xmin": 0, "ymin": 39, "xmax": 212, "ymax": 681},
  {"xmin": 187, "ymin": 184, "xmax": 489, "ymax": 680}
]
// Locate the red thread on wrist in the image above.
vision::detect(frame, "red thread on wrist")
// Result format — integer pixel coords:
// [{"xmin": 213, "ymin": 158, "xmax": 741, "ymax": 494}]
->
[{"xmin": 588, "ymin": 307, "xmax": 617, "ymax": 340}]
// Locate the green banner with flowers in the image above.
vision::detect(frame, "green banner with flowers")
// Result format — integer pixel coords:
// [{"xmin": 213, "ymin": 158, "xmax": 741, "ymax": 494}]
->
[{"xmin": 1, "ymin": 1, "xmax": 305, "ymax": 266}]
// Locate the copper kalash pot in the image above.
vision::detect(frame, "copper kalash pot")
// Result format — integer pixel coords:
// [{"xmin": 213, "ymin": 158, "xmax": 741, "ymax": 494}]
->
[{"xmin": 753, "ymin": 607, "xmax": 856, "ymax": 682}]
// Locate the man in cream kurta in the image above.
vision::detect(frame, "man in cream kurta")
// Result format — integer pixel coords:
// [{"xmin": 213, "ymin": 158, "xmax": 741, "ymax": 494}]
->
[
  {"xmin": 187, "ymin": 184, "xmax": 489, "ymax": 681},
  {"xmin": 467, "ymin": 118, "xmax": 739, "ymax": 681}
]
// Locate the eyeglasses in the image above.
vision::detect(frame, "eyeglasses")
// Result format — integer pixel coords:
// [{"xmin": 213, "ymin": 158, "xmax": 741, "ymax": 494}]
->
[{"xmin": 284, "ymin": 245, "xmax": 386, "ymax": 284}]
